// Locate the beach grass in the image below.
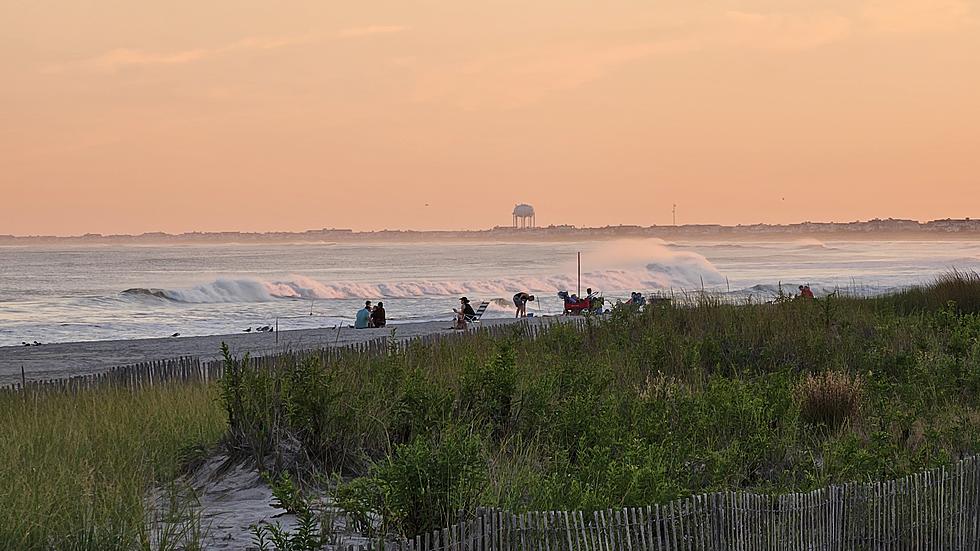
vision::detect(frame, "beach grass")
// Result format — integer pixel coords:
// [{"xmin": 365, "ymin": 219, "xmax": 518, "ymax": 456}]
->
[
  {"xmin": 879, "ymin": 268, "xmax": 980, "ymax": 314},
  {"xmin": 0, "ymin": 382, "xmax": 224, "ymax": 550},
  {"xmin": 216, "ymin": 272, "xmax": 980, "ymax": 537}
]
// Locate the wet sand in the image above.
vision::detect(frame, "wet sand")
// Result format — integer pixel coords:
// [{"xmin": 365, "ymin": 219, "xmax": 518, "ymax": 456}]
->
[{"xmin": 0, "ymin": 316, "xmax": 556, "ymax": 385}]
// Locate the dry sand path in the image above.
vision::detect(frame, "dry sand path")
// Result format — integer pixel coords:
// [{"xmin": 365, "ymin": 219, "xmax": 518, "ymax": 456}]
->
[{"xmin": 0, "ymin": 316, "xmax": 558, "ymax": 385}]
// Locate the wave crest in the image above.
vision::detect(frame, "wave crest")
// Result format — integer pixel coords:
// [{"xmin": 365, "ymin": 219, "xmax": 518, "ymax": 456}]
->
[{"xmin": 120, "ymin": 245, "xmax": 726, "ymax": 303}]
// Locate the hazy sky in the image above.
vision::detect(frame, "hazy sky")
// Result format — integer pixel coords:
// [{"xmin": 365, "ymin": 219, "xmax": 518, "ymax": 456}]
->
[{"xmin": 2, "ymin": 0, "xmax": 978, "ymax": 235}]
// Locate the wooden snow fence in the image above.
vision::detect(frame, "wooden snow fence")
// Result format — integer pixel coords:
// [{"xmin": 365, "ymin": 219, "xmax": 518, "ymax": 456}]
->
[
  {"xmin": 337, "ymin": 455, "xmax": 980, "ymax": 551},
  {"xmin": 1, "ymin": 318, "xmax": 576, "ymax": 393}
]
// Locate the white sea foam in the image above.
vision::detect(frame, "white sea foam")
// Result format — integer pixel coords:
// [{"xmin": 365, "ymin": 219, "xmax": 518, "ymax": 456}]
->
[{"xmin": 123, "ymin": 241, "xmax": 727, "ymax": 303}]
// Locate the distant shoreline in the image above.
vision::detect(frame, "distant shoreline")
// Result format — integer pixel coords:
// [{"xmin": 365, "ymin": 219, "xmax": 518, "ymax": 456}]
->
[{"xmin": 2, "ymin": 218, "xmax": 979, "ymax": 245}]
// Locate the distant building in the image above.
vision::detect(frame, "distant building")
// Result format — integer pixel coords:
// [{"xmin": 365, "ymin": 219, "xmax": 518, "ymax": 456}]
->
[
  {"xmin": 513, "ymin": 204, "xmax": 536, "ymax": 229},
  {"xmin": 926, "ymin": 218, "xmax": 980, "ymax": 232}
]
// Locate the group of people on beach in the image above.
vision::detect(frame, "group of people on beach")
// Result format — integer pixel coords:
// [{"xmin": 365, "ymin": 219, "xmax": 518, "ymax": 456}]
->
[
  {"xmin": 354, "ymin": 300, "xmax": 386, "ymax": 329},
  {"xmin": 356, "ymin": 293, "xmax": 541, "ymax": 331},
  {"xmin": 561, "ymin": 288, "xmax": 598, "ymax": 304},
  {"xmin": 352, "ymin": 283, "xmax": 816, "ymax": 330}
]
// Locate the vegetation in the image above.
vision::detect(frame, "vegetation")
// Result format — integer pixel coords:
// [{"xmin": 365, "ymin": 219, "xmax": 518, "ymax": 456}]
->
[
  {"xmin": 2, "ymin": 272, "xmax": 979, "ymax": 549},
  {"xmin": 0, "ymin": 382, "xmax": 224, "ymax": 550},
  {"xmin": 251, "ymin": 472, "xmax": 329, "ymax": 551},
  {"xmin": 880, "ymin": 269, "xmax": 980, "ymax": 314},
  {"xmin": 214, "ymin": 272, "xmax": 980, "ymax": 539}
]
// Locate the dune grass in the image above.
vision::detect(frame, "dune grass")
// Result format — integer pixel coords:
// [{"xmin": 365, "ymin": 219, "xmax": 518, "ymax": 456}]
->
[
  {"xmin": 215, "ymin": 272, "xmax": 980, "ymax": 538},
  {"xmin": 0, "ymin": 382, "xmax": 224, "ymax": 550},
  {"xmin": 878, "ymin": 269, "xmax": 980, "ymax": 314}
]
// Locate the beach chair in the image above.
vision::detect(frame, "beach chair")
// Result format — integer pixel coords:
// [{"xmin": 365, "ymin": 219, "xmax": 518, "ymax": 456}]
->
[{"xmin": 466, "ymin": 301, "xmax": 490, "ymax": 323}]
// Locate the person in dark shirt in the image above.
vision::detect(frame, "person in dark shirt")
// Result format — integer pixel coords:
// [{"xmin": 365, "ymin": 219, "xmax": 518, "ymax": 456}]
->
[
  {"xmin": 459, "ymin": 296, "xmax": 476, "ymax": 317},
  {"xmin": 371, "ymin": 301, "xmax": 386, "ymax": 328},
  {"xmin": 452, "ymin": 296, "xmax": 475, "ymax": 329},
  {"xmin": 513, "ymin": 292, "xmax": 535, "ymax": 318}
]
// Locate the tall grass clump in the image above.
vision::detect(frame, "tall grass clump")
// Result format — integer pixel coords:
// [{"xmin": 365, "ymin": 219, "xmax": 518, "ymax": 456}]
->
[
  {"xmin": 797, "ymin": 371, "xmax": 862, "ymax": 428},
  {"xmin": 210, "ymin": 276, "xmax": 980, "ymax": 539},
  {"xmin": 881, "ymin": 270, "xmax": 980, "ymax": 314},
  {"xmin": 0, "ymin": 382, "xmax": 224, "ymax": 550}
]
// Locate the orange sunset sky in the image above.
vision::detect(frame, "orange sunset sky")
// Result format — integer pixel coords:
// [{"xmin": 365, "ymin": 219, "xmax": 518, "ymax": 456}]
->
[{"xmin": 2, "ymin": 1, "xmax": 978, "ymax": 235}]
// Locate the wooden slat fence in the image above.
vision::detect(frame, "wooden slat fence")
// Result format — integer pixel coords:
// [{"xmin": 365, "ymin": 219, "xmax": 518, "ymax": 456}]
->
[
  {"xmin": 1, "ymin": 318, "xmax": 581, "ymax": 393},
  {"xmin": 335, "ymin": 455, "xmax": 980, "ymax": 551}
]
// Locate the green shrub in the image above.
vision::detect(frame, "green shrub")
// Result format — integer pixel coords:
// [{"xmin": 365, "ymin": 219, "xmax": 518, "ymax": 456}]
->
[
  {"xmin": 336, "ymin": 424, "xmax": 487, "ymax": 536},
  {"xmin": 390, "ymin": 365, "xmax": 453, "ymax": 444},
  {"xmin": 459, "ymin": 343, "xmax": 516, "ymax": 435}
]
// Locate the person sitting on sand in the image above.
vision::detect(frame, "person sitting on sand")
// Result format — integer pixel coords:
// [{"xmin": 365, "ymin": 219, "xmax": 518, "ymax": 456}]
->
[
  {"xmin": 371, "ymin": 301, "xmax": 386, "ymax": 328},
  {"xmin": 513, "ymin": 292, "xmax": 535, "ymax": 318},
  {"xmin": 798, "ymin": 285, "xmax": 815, "ymax": 299},
  {"xmin": 355, "ymin": 300, "xmax": 372, "ymax": 329}
]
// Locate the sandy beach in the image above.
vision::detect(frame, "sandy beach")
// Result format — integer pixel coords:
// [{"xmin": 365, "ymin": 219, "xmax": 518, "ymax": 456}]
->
[{"xmin": 0, "ymin": 316, "xmax": 559, "ymax": 385}]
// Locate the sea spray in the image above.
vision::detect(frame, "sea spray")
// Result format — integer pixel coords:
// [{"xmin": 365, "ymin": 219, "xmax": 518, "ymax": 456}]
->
[{"xmin": 116, "ymin": 239, "xmax": 728, "ymax": 304}]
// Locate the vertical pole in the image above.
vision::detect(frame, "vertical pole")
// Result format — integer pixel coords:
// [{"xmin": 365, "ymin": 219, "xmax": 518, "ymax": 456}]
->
[
  {"xmin": 21, "ymin": 365, "xmax": 26, "ymax": 388},
  {"xmin": 275, "ymin": 317, "xmax": 279, "ymax": 345},
  {"xmin": 577, "ymin": 252, "xmax": 581, "ymax": 297}
]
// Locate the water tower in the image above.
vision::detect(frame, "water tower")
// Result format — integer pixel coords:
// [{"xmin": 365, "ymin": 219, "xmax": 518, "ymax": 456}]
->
[{"xmin": 512, "ymin": 204, "xmax": 536, "ymax": 229}]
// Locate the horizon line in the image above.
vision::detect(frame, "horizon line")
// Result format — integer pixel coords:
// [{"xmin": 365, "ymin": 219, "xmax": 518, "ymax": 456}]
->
[{"xmin": 1, "ymin": 217, "xmax": 978, "ymax": 240}]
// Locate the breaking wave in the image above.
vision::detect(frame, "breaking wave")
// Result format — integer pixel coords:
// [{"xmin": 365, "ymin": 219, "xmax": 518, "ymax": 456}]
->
[
  {"xmin": 120, "ymin": 244, "xmax": 726, "ymax": 303},
  {"xmin": 791, "ymin": 238, "xmax": 834, "ymax": 249}
]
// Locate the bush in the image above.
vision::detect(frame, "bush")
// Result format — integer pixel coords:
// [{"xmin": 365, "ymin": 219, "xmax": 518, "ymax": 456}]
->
[
  {"xmin": 390, "ymin": 365, "xmax": 453, "ymax": 445},
  {"xmin": 458, "ymin": 344, "xmax": 516, "ymax": 435},
  {"xmin": 336, "ymin": 424, "xmax": 487, "ymax": 536}
]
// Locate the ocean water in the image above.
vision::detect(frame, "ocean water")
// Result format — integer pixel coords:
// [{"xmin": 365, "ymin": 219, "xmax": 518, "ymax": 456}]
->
[{"xmin": 0, "ymin": 238, "xmax": 978, "ymax": 346}]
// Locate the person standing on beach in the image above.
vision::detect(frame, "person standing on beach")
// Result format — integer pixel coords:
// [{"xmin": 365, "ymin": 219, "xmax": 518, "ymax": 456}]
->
[
  {"xmin": 513, "ymin": 292, "xmax": 535, "ymax": 318},
  {"xmin": 355, "ymin": 300, "xmax": 372, "ymax": 328}
]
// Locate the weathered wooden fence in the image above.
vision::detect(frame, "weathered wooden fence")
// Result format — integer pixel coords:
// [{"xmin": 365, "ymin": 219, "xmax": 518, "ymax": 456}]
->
[
  {"xmin": 1, "ymin": 318, "xmax": 581, "ymax": 393},
  {"xmin": 336, "ymin": 455, "xmax": 980, "ymax": 551}
]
